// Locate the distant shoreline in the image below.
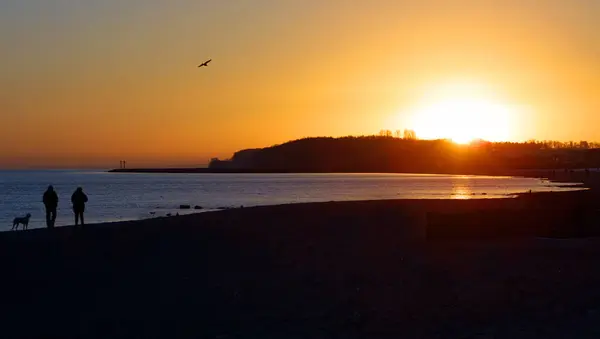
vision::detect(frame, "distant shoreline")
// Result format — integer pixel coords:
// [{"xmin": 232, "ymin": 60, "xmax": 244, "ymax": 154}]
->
[
  {"xmin": 106, "ymin": 167, "xmax": 580, "ymax": 180},
  {"xmin": 107, "ymin": 167, "xmax": 591, "ymax": 195},
  {"xmin": 107, "ymin": 167, "xmax": 552, "ymax": 176},
  {"xmin": 108, "ymin": 168, "xmax": 320, "ymax": 174}
]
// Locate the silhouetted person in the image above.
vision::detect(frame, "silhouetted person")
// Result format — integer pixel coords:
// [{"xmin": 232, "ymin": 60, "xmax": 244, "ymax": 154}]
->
[
  {"xmin": 42, "ymin": 185, "xmax": 59, "ymax": 228},
  {"xmin": 71, "ymin": 187, "xmax": 88, "ymax": 226}
]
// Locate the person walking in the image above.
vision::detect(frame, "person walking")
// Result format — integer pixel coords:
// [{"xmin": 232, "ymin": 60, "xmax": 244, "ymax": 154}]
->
[
  {"xmin": 71, "ymin": 187, "xmax": 88, "ymax": 226},
  {"xmin": 42, "ymin": 185, "xmax": 59, "ymax": 228}
]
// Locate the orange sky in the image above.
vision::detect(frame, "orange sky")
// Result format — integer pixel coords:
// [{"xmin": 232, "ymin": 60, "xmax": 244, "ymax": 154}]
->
[{"xmin": 1, "ymin": 0, "xmax": 599, "ymax": 168}]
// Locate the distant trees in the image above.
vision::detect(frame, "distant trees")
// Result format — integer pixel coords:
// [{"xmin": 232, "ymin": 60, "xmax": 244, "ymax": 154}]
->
[
  {"xmin": 379, "ymin": 129, "xmax": 393, "ymax": 137},
  {"xmin": 515, "ymin": 140, "xmax": 599, "ymax": 150},
  {"xmin": 380, "ymin": 129, "xmax": 417, "ymax": 140},
  {"xmin": 403, "ymin": 129, "xmax": 417, "ymax": 140}
]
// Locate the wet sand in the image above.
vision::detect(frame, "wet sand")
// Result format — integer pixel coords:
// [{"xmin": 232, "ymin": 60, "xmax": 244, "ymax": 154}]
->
[{"xmin": 2, "ymin": 185, "xmax": 600, "ymax": 337}]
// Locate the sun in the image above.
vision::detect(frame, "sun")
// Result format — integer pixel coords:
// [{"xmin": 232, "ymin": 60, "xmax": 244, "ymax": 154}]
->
[{"xmin": 408, "ymin": 83, "xmax": 515, "ymax": 144}]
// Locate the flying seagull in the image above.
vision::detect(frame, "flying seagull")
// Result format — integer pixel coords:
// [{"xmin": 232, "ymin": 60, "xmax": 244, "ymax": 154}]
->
[{"xmin": 198, "ymin": 59, "xmax": 212, "ymax": 67}]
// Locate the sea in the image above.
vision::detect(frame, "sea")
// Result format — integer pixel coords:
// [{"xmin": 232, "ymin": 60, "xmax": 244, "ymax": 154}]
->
[{"xmin": 0, "ymin": 170, "xmax": 583, "ymax": 231}]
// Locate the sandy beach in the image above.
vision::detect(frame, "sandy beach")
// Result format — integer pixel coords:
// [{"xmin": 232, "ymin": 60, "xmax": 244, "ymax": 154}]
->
[{"xmin": 2, "ymin": 176, "xmax": 600, "ymax": 338}]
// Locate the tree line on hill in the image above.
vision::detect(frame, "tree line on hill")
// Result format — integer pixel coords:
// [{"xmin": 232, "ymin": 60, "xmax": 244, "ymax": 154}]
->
[{"xmin": 209, "ymin": 135, "xmax": 600, "ymax": 174}]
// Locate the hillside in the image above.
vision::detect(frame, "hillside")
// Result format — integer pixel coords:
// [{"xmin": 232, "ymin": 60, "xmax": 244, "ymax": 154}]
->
[{"xmin": 209, "ymin": 136, "xmax": 600, "ymax": 174}]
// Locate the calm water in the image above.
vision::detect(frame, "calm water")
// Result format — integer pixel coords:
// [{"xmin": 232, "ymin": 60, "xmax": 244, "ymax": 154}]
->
[{"xmin": 0, "ymin": 170, "xmax": 583, "ymax": 231}]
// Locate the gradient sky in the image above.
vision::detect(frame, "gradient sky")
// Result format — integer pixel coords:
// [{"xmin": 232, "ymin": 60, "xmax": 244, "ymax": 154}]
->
[{"xmin": 1, "ymin": 0, "xmax": 599, "ymax": 168}]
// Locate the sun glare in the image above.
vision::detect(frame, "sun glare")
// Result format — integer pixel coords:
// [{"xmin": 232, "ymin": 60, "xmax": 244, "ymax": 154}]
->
[{"xmin": 408, "ymin": 83, "xmax": 515, "ymax": 144}]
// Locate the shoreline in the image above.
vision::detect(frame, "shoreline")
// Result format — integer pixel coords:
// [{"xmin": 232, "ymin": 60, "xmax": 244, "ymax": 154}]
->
[
  {"xmin": 6, "ymin": 187, "xmax": 596, "ymax": 233},
  {"xmin": 74, "ymin": 170, "xmax": 594, "ymax": 229},
  {"xmin": 5, "ymin": 168, "xmax": 588, "ymax": 233},
  {"xmin": 107, "ymin": 166, "xmax": 588, "ymax": 187},
  {"xmin": 4, "ymin": 170, "xmax": 585, "ymax": 233}
]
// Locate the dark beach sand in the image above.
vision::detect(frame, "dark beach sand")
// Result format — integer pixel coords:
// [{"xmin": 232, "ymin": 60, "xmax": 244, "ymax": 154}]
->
[{"xmin": 2, "ymin": 176, "xmax": 600, "ymax": 338}]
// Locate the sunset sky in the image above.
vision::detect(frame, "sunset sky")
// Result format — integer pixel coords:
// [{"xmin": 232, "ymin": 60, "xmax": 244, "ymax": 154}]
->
[{"xmin": 1, "ymin": 0, "xmax": 599, "ymax": 168}]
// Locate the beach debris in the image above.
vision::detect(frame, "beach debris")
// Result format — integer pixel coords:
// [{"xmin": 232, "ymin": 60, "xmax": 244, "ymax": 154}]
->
[
  {"xmin": 179, "ymin": 204, "xmax": 191, "ymax": 209},
  {"xmin": 149, "ymin": 212, "xmax": 156, "ymax": 215},
  {"xmin": 166, "ymin": 213, "xmax": 172, "ymax": 217},
  {"xmin": 194, "ymin": 205, "xmax": 203, "ymax": 210}
]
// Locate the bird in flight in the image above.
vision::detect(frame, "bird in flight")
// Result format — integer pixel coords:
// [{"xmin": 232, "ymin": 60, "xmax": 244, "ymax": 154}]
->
[{"xmin": 198, "ymin": 59, "xmax": 212, "ymax": 68}]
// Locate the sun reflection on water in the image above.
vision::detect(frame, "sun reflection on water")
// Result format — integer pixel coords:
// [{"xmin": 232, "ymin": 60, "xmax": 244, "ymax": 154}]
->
[{"xmin": 451, "ymin": 183, "xmax": 472, "ymax": 199}]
